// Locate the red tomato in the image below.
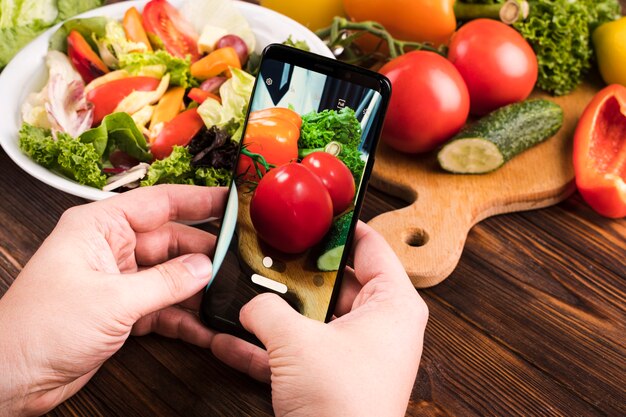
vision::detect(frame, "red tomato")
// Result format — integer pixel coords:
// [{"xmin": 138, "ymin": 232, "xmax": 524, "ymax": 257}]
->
[
  {"xmin": 86, "ymin": 76, "xmax": 161, "ymax": 125},
  {"xmin": 250, "ymin": 163, "xmax": 333, "ymax": 254},
  {"xmin": 151, "ymin": 108, "xmax": 204, "ymax": 159},
  {"xmin": 301, "ymin": 152, "xmax": 355, "ymax": 215},
  {"xmin": 448, "ymin": 19, "xmax": 538, "ymax": 116},
  {"xmin": 142, "ymin": 0, "xmax": 200, "ymax": 61},
  {"xmin": 379, "ymin": 51, "xmax": 470, "ymax": 154}
]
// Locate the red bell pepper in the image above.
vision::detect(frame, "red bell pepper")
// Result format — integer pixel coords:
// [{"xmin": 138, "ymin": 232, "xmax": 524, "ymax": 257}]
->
[
  {"xmin": 67, "ymin": 31, "xmax": 109, "ymax": 83},
  {"xmin": 573, "ymin": 84, "xmax": 626, "ymax": 218}
]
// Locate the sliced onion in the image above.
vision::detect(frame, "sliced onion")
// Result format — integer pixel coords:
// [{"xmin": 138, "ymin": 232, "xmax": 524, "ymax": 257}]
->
[{"xmin": 199, "ymin": 76, "xmax": 227, "ymax": 94}]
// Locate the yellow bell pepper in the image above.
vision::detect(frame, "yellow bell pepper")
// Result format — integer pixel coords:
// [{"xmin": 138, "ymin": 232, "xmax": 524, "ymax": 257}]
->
[{"xmin": 593, "ymin": 17, "xmax": 626, "ymax": 87}]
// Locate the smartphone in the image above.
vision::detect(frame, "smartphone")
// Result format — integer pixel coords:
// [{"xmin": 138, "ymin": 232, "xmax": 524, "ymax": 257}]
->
[{"xmin": 200, "ymin": 44, "xmax": 391, "ymax": 345}]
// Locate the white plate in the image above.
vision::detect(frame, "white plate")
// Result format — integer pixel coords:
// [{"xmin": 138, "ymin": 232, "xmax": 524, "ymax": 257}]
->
[{"xmin": 0, "ymin": 0, "xmax": 333, "ymax": 201}]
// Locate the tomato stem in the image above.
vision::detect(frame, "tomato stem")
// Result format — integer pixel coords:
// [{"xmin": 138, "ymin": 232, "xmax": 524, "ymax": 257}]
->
[
  {"xmin": 240, "ymin": 147, "xmax": 274, "ymax": 179},
  {"xmin": 316, "ymin": 17, "xmax": 445, "ymax": 62}
]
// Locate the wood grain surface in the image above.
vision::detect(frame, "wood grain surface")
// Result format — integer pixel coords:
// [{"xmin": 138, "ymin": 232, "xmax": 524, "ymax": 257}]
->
[
  {"xmin": 369, "ymin": 81, "xmax": 601, "ymax": 288},
  {"xmin": 0, "ymin": 1, "xmax": 624, "ymax": 416}
]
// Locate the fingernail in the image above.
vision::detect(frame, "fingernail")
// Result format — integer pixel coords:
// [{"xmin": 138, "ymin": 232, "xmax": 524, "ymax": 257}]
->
[{"xmin": 182, "ymin": 254, "xmax": 212, "ymax": 279}]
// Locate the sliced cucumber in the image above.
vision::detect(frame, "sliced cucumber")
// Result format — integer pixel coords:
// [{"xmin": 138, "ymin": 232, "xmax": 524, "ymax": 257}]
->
[
  {"xmin": 317, "ymin": 211, "xmax": 352, "ymax": 271},
  {"xmin": 438, "ymin": 99, "xmax": 564, "ymax": 174}
]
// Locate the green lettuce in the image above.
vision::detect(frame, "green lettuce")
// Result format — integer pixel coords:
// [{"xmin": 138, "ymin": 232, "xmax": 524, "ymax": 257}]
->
[
  {"xmin": 95, "ymin": 20, "xmax": 148, "ymax": 69},
  {"xmin": 1, "ymin": 0, "xmax": 103, "ymax": 68},
  {"xmin": 299, "ymin": 108, "xmax": 363, "ymax": 150},
  {"xmin": 195, "ymin": 167, "xmax": 231, "ymax": 187},
  {"xmin": 197, "ymin": 67, "xmax": 255, "ymax": 142},
  {"xmin": 141, "ymin": 146, "xmax": 194, "ymax": 186},
  {"xmin": 79, "ymin": 112, "xmax": 152, "ymax": 161},
  {"xmin": 19, "ymin": 123, "xmax": 106, "ymax": 188},
  {"xmin": 118, "ymin": 50, "xmax": 196, "ymax": 88}
]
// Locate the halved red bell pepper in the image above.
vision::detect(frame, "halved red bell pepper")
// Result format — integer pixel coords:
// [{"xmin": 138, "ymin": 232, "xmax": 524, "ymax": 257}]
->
[
  {"xmin": 573, "ymin": 84, "xmax": 626, "ymax": 218},
  {"xmin": 67, "ymin": 30, "xmax": 109, "ymax": 83}
]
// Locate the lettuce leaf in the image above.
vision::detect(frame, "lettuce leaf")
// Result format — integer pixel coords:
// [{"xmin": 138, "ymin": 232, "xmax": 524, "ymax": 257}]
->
[
  {"xmin": 195, "ymin": 166, "xmax": 231, "ymax": 187},
  {"xmin": 1, "ymin": 0, "xmax": 103, "ymax": 68},
  {"xmin": 79, "ymin": 112, "xmax": 152, "ymax": 161},
  {"xmin": 197, "ymin": 67, "xmax": 254, "ymax": 142},
  {"xmin": 141, "ymin": 146, "xmax": 194, "ymax": 186},
  {"xmin": 118, "ymin": 51, "xmax": 196, "ymax": 88},
  {"xmin": 19, "ymin": 123, "xmax": 106, "ymax": 188}
]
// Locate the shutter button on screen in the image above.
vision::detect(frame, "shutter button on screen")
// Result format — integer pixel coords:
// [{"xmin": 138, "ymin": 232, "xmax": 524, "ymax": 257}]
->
[{"xmin": 251, "ymin": 274, "xmax": 288, "ymax": 294}]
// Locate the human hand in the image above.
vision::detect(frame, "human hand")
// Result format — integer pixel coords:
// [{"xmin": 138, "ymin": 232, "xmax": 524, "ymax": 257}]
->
[
  {"xmin": 0, "ymin": 185, "xmax": 226, "ymax": 416},
  {"xmin": 211, "ymin": 222, "xmax": 429, "ymax": 417}
]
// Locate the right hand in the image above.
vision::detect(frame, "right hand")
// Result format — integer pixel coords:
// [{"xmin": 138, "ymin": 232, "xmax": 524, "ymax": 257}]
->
[{"xmin": 211, "ymin": 223, "xmax": 429, "ymax": 417}]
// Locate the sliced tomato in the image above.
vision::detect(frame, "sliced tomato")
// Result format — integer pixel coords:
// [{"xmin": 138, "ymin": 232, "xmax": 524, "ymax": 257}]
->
[
  {"xmin": 67, "ymin": 30, "xmax": 109, "ymax": 83},
  {"xmin": 86, "ymin": 76, "xmax": 161, "ymax": 125},
  {"xmin": 188, "ymin": 88, "xmax": 221, "ymax": 105},
  {"xmin": 123, "ymin": 7, "xmax": 152, "ymax": 51},
  {"xmin": 151, "ymin": 108, "xmax": 205, "ymax": 159},
  {"xmin": 142, "ymin": 0, "xmax": 200, "ymax": 61}
]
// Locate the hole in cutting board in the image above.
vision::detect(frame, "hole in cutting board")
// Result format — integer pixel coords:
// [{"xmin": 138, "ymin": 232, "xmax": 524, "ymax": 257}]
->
[{"xmin": 404, "ymin": 228, "xmax": 429, "ymax": 247}]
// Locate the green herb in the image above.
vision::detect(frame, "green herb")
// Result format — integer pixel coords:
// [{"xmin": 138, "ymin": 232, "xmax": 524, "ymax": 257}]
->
[
  {"xmin": 300, "ymin": 108, "xmax": 363, "ymax": 150},
  {"xmin": 141, "ymin": 146, "xmax": 194, "ymax": 186},
  {"xmin": 79, "ymin": 112, "xmax": 152, "ymax": 161},
  {"xmin": 19, "ymin": 123, "xmax": 106, "ymax": 188},
  {"xmin": 119, "ymin": 50, "xmax": 197, "ymax": 88},
  {"xmin": 514, "ymin": 0, "xmax": 620, "ymax": 96},
  {"xmin": 283, "ymin": 35, "xmax": 310, "ymax": 51},
  {"xmin": 195, "ymin": 167, "xmax": 231, "ymax": 187}
]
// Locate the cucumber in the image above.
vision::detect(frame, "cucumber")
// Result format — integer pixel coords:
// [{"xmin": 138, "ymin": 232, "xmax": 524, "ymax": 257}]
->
[
  {"xmin": 317, "ymin": 211, "xmax": 353, "ymax": 271},
  {"xmin": 438, "ymin": 99, "xmax": 563, "ymax": 174}
]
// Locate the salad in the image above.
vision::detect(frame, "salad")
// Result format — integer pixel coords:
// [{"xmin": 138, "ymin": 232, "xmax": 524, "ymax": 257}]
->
[{"xmin": 17, "ymin": 0, "xmax": 309, "ymax": 192}]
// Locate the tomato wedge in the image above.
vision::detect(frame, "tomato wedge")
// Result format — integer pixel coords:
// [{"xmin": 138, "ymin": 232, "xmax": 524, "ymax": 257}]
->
[
  {"xmin": 142, "ymin": 0, "xmax": 200, "ymax": 61},
  {"xmin": 123, "ymin": 7, "xmax": 153, "ymax": 51},
  {"xmin": 188, "ymin": 88, "xmax": 221, "ymax": 105},
  {"xmin": 151, "ymin": 108, "xmax": 205, "ymax": 159},
  {"xmin": 86, "ymin": 77, "xmax": 161, "ymax": 125},
  {"xmin": 67, "ymin": 31, "xmax": 109, "ymax": 83}
]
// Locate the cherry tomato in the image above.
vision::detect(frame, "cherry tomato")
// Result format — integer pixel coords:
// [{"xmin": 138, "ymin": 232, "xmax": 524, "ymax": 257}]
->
[
  {"xmin": 216, "ymin": 35, "xmax": 249, "ymax": 65},
  {"xmin": 151, "ymin": 108, "xmax": 204, "ymax": 159},
  {"xmin": 86, "ymin": 76, "xmax": 161, "ymax": 125},
  {"xmin": 448, "ymin": 19, "xmax": 538, "ymax": 116},
  {"xmin": 379, "ymin": 51, "xmax": 469, "ymax": 154},
  {"xmin": 301, "ymin": 152, "xmax": 355, "ymax": 215},
  {"xmin": 142, "ymin": 0, "xmax": 200, "ymax": 61},
  {"xmin": 237, "ymin": 115, "xmax": 300, "ymax": 180},
  {"xmin": 67, "ymin": 31, "xmax": 109, "ymax": 83},
  {"xmin": 250, "ymin": 163, "xmax": 333, "ymax": 254}
]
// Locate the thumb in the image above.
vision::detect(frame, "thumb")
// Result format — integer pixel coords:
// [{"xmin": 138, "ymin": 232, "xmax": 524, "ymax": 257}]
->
[
  {"xmin": 122, "ymin": 253, "xmax": 212, "ymax": 318},
  {"xmin": 240, "ymin": 293, "xmax": 309, "ymax": 348}
]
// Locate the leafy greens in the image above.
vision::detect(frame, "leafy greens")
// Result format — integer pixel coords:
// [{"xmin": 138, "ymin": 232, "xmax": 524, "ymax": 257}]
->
[{"xmin": 118, "ymin": 50, "xmax": 197, "ymax": 88}]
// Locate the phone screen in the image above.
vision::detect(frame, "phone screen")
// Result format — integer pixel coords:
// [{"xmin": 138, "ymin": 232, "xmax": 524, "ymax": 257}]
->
[{"xmin": 201, "ymin": 46, "xmax": 389, "ymax": 340}]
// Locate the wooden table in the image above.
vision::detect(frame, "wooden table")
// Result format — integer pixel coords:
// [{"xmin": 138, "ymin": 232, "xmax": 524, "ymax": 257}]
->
[
  {"xmin": 1, "ymin": 149, "xmax": 624, "ymax": 417},
  {"xmin": 1, "ymin": 1, "xmax": 625, "ymax": 415}
]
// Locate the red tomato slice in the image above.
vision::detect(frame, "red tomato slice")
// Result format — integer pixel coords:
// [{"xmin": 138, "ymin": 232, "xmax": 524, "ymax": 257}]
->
[
  {"xmin": 188, "ymin": 88, "xmax": 221, "ymax": 105},
  {"xmin": 142, "ymin": 0, "xmax": 200, "ymax": 61},
  {"xmin": 151, "ymin": 108, "xmax": 205, "ymax": 160},
  {"xmin": 86, "ymin": 76, "xmax": 161, "ymax": 125}
]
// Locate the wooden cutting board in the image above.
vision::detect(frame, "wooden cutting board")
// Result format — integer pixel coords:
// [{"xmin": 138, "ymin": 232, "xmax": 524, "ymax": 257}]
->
[{"xmin": 368, "ymin": 82, "xmax": 601, "ymax": 288}]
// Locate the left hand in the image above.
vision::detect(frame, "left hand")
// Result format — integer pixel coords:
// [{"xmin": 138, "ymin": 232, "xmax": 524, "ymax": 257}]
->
[{"xmin": 0, "ymin": 185, "xmax": 227, "ymax": 416}]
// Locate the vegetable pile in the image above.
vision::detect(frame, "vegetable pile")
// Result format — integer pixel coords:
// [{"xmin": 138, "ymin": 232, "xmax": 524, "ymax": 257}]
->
[
  {"xmin": 16, "ymin": 0, "xmax": 309, "ymax": 193},
  {"xmin": 321, "ymin": 0, "xmax": 624, "ymax": 217}
]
